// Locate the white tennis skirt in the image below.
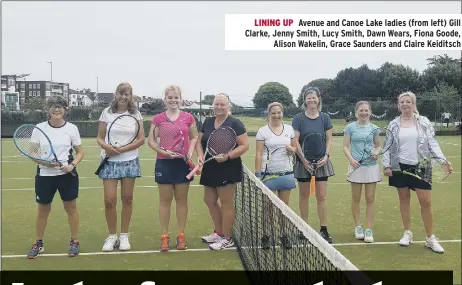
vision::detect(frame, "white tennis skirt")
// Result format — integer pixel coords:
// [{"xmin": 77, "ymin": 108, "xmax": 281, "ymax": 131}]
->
[{"xmin": 346, "ymin": 164, "xmax": 381, "ymax": 184}]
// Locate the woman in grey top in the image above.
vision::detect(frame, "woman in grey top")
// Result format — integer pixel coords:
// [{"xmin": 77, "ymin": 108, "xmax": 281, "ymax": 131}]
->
[
  {"xmin": 291, "ymin": 87, "xmax": 335, "ymax": 244},
  {"xmin": 382, "ymin": 92, "xmax": 453, "ymax": 253}
]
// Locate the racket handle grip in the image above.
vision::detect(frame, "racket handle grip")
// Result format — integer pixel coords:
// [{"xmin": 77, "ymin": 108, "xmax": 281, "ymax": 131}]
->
[
  {"xmin": 187, "ymin": 161, "xmax": 201, "ymax": 175},
  {"xmin": 310, "ymin": 177, "xmax": 316, "ymax": 195},
  {"xmin": 186, "ymin": 165, "xmax": 200, "ymax": 179},
  {"xmin": 95, "ymin": 157, "xmax": 109, "ymax": 175}
]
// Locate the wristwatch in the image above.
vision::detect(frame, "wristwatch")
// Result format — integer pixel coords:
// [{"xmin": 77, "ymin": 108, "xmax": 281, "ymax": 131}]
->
[
  {"xmin": 326, "ymin": 152, "xmax": 330, "ymax": 158},
  {"xmin": 71, "ymin": 162, "xmax": 77, "ymax": 167}
]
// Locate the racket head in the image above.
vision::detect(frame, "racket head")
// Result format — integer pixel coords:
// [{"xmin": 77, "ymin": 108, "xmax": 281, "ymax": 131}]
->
[
  {"xmin": 13, "ymin": 124, "xmax": 55, "ymax": 162},
  {"xmin": 359, "ymin": 127, "xmax": 394, "ymax": 160},
  {"xmin": 107, "ymin": 114, "xmax": 140, "ymax": 147},
  {"xmin": 264, "ymin": 146, "xmax": 294, "ymax": 175},
  {"xmin": 206, "ymin": 126, "xmax": 237, "ymax": 156},
  {"xmin": 157, "ymin": 120, "xmax": 185, "ymax": 154},
  {"xmin": 301, "ymin": 133, "xmax": 327, "ymax": 164},
  {"xmin": 429, "ymin": 156, "xmax": 451, "ymax": 182}
]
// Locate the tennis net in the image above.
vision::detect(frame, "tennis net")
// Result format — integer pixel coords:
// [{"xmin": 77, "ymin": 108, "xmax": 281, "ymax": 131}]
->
[{"xmin": 233, "ymin": 165, "xmax": 369, "ymax": 285}]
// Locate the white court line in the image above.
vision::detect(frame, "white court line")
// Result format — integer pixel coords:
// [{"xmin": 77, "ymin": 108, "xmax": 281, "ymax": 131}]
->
[
  {"xmin": 440, "ymin": 142, "xmax": 461, "ymax": 147},
  {"xmin": 3, "ymin": 180, "xmax": 461, "ymax": 191},
  {"xmin": 2, "ymin": 239, "xmax": 460, "ymax": 259}
]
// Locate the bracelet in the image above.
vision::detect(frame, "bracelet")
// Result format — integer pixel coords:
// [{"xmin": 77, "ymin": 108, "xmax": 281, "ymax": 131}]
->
[{"xmin": 71, "ymin": 162, "xmax": 76, "ymax": 167}]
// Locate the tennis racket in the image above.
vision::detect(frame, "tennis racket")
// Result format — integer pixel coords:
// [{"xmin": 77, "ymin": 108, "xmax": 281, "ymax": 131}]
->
[
  {"xmin": 156, "ymin": 118, "xmax": 199, "ymax": 173},
  {"xmin": 186, "ymin": 126, "xmax": 237, "ymax": 179},
  {"xmin": 13, "ymin": 124, "xmax": 76, "ymax": 177},
  {"xmin": 260, "ymin": 146, "xmax": 295, "ymax": 182},
  {"xmin": 346, "ymin": 127, "xmax": 394, "ymax": 178},
  {"xmin": 95, "ymin": 114, "xmax": 140, "ymax": 175},
  {"xmin": 400, "ymin": 149, "xmax": 452, "ymax": 184},
  {"xmin": 300, "ymin": 133, "xmax": 327, "ymax": 195}
]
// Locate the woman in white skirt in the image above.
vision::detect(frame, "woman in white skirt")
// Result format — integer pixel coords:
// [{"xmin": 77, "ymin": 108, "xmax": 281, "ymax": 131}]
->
[{"xmin": 343, "ymin": 101, "xmax": 381, "ymax": 243}]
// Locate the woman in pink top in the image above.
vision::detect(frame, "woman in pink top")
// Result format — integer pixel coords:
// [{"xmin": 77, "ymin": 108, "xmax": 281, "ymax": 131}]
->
[{"xmin": 147, "ymin": 85, "xmax": 198, "ymax": 252}]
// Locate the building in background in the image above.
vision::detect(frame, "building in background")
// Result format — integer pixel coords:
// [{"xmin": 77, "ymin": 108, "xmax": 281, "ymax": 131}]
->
[
  {"xmin": 2, "ymin": 87, "xmax": 20, "ymax": 111},
  {"xmin": 21, "ymin": 81, "xmax": 69, "ymax": 102},
  {"xmin": 2, "ymin": 74, "xmax": 30, "ymax": 109},
  {"xmin": 69, "ymin": 89, "xmax": 94, "ymax": 107}
]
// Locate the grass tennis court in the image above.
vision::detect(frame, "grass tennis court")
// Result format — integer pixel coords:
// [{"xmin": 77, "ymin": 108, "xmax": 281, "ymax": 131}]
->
[{"xmin": 1, "ymin": 135, "xmax": 460, "ymax": 284}]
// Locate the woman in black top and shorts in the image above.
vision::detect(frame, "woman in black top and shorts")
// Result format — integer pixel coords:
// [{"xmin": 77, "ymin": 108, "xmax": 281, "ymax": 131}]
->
[{"xmin": 196, "ymin": 93, "xmax": 249, "ymax": 250}]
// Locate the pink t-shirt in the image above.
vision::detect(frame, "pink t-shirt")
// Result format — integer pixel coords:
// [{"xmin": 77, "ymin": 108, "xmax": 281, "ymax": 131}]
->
[{"xmin": 151, "ymin": 111, "xmax": 195, "ymax": 160}]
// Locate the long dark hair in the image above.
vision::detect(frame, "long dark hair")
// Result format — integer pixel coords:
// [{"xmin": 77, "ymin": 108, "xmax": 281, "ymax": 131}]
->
[{"xmin": 110, "ymin": 82, "xmax": 137, "ymax": 114}]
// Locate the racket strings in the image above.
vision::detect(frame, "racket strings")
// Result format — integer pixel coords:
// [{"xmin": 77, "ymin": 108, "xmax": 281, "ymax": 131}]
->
[
  {"xmin": 265, "ymin": 148, "xmax": 294, "ymax": 174},
  {"xmin": 157, "ymin": 123, "xmax": 184, "ymax": 153},
  {"xmin": 206, "ymin": 128, "xmax": 237, "ymax": 156},
  {"xmin": 15, "ymin": 126, "xmax": 51, "ymax": 158},
  {"xmin": 108, "ymin": 117, "xmax": 139, "ymax": 146}
]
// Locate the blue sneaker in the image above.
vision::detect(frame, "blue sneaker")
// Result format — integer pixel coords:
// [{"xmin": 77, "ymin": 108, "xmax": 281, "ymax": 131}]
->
[
  {"xmin": 27, "ymin": 241, "xmax": 44, "ymax": 259},
  {"xmin": 68, "ymin": 239, "xmax": 80, "ymax": 257}
]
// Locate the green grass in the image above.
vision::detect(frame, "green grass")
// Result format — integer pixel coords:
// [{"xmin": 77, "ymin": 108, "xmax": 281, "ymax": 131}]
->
[{"xmin": 1, "ymin": 136, "xmax": 461, "ymax": 283}]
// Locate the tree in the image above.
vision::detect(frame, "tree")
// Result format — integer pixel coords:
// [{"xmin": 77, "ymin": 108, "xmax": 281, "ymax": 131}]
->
[
  {"xmin": 426, "ymin": 54, "xmax": 461, "ymax": 66},
  {"xmin": 141, "ymin": 98, "xmax": 164, "ymax": 112},
  {"xmin": 24, "ymin": 97, "xmax": 46, "ymax": 111},
  {"xmin": 332, "ymin": 64, "xmax": 382, "ymax": 103},
  {"xmin": 420, "ymin": 82, "xmax": 460, "ymax": 121},
  {"xmin": 202, "ymin": 95, "xmax": 215, "ymax": 105},
  {"xmin": 377, "ymin": 62, "xmax": 422, "ymax": 100},
  {"xmin": 421, "ymin": 60, "xmax": 461, "ymax": 94},
  {"xmin": 297, "ymin": 78, "xmax": 334, "ymax": 107},
  {"xmin": 253, "ymin": 82, "xmax": 295, "ymax": 109}
]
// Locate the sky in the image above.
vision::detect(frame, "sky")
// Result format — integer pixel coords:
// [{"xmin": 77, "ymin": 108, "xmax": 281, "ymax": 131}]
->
[{"xmin": 2, "ymin": 1, "xmax": 461, "ymax": 107}]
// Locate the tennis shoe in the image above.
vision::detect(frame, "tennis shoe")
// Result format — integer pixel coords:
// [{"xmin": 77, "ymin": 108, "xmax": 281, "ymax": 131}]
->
[
  {"xmin": 209, "ymin": 238, "xmax": 234, "ymax": 250},
  {"xmin": 27, "ymin": 241, "xmax": 44, "ymax": 259},
  {"xmin": 425, "ymin": 235, "xmax": 444, "ymax": 253},
  {"xmin": 119, "ymin": 234, "xmax": 131, "ymax": 251},
  {"xmin": 399, "ymin": 230, "xmax": 413, "ymax": 246},
  {"xmin": 320, "ymin": 229, "xmax": 333, "ymax": 244},
  {"xmin": 364, "ymin": 229, "xmax": 374, "ymax": 243},
  {"xmin": 176, "ymin": 232, "xmax": 187, "ymax": 250},
  {"xmin": 102, "ymin": 235, "xmax": 119, "ymax": 252},
  {"xmin": 355, "ymin": 226, "xmax": 365, "ymax": 240},
  {"xmin": 160, "ymin": 234, "xmax": 171, "ymax": 252},
  {"xmin": 201, "ymin": 231, "xmax": 223, "ymax": 243},
  {"xmin": 68, "ymin": 239, "xmax": 80, "ymax": 257}
]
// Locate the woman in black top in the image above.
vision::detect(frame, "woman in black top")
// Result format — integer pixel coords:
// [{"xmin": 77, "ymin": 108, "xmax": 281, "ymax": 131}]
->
[{"xmin": 196, "ymin": 93, "xmax": 249, "ymax": 250}]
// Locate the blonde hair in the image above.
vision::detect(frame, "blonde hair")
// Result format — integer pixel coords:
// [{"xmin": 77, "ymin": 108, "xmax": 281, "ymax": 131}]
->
[
  {"xmin": 354, "ymin": 100, "xmax": 372, "ymax": 120},
  {"xmin": 110, "ymin": 82, "xmax": 137, "ymax": 114},
  {"xmin": 303, "ymin": 87, "xmax": 322, "ymax": 111},
  {"xmin": 164, "ymin": 85, "xmax": 182, "ymax": 98},
  {"xmin": 214, "ymin": 93, "xmax": 232, "ymax": 115},
  {"xmin": 398, "ymin": 91, "xmax": 419, "ymax": 115},
  {"xmin": 267, "ymin": 102, "xmax": 284, "ymax": 121}
]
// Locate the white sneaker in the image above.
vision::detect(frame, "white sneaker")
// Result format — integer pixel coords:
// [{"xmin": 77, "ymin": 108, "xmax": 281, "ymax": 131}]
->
[
  {"xmin": 209, "ymin": 238, "xmax": 235, "ymax": 250},
  {"xmin": 201, "ymin": 232, "xmax": 223, "ymax": 243},
  {"xmin": 364, "ymin": 229, "xmax": 374, "ymax": 243},
  {"xmin": 399, "ymin": 230, "xmax": 413, "ymax": 246},
  {"xmin": 425, "ymin": 235, "xmax": 444, "ymax": 253},
  {"xmin": 119, "ymin": 234, "xmax": 131, "ymax": 251},
  {"xmin": 354, "ymin": 226, "xmax": 364, "ymax": 240},
  {"xmin": 102, "ymin": 235, "xmax": 119, "ymax": 252}
]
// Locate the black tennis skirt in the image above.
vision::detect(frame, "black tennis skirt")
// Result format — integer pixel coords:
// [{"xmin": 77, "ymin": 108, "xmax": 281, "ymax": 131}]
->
[{"xmin": 199, "ymin": 157, "xmax": 243, "ymax": 188}]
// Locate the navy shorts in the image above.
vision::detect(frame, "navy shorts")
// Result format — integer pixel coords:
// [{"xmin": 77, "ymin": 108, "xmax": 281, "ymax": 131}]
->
[
  {"xmin": 35, "ymin": 173, "xmax": 79, "ymax": 204},
  {"xmin": 155, "ymin": 158, "xmax": 194, "ymax": 185},
  {"xmin": 296, "ymin": 176, "xmax": 328, "ymax": 183},
  {"xmin": 389, "ymin": 163, "xmax": 432, "ymax": 191}
]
